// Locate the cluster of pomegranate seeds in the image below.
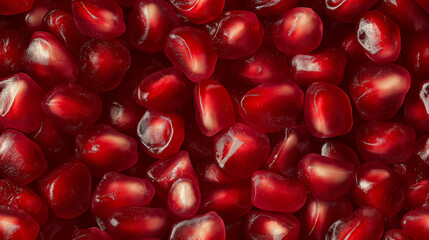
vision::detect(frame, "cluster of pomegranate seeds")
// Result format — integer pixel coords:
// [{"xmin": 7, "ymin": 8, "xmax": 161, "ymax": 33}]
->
[{"xmin": 1, "ymin": 0, "xmax": 429, "ymax": 239}]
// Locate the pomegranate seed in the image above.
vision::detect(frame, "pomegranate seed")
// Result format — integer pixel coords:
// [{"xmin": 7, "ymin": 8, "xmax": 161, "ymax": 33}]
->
[
  {"xmin": 0, "ymin": 205, "xmax": 39, "ymax": 240},
  {"xmin": 299, "ymin": 196, "xmax": 353, "ymax": 240},
  {"xmin": 356, "ymin": 10, "xmax": 401, "ymax": 64},
  {"xmin": 71, "ymin": 227, "xmax": 112, "ymax": 240},
  {"xmin": 246, "ymin": 0, "xmax": 298, "ymax": 16},
  {"xmin": 21, "ymin": 31, "xmax": 78, "ymax": 90},
  {"xmin": 304, "ymin": 82, "xmax": 353, "ymax": 138},
  {"xmin": 355, "ymin": 121, "xmax": 416, "ymax": 164},
  {"xmin": 403, "ymin": 35, "xmax": 429, "ymax": 78},
  {"xmin": 320, "ymin": 141, "xmax": 360, "ymax": 167},
  {"xmin": 351, "ymin": 162, "xmax": 405, "ymax": 218},
  {"xmin": 0, "ymin": 73, "xmax": 45, "ymax": 133},
  {"xmin": 239, "ymin": 82, "xmax": 304, "ymax": 132},
  {"xmin": 168, "ymin": 0, "xmax": 225, "ymax": 24},
  {"xmin": 415, "ymin": 0, "xmax": 429, "ymax": 13},
  {"xmin": 38, "ymin": 215, "xmax": 82, "ymax": 240},
  {"xmin": 41, "ymin": 84, "xmax": 102, "ymax": 135},
  {"xmin": 0, "ymin": 20, "xmax": 27, "ymax": 78},
  {"xmin": 134, "ymin": 67, "xmax": 189, "ymax": 111},
  {"xmin": 195, "ymin": 161, "xmax": 237, "ymax": 184},
  {"xmin": 273, "ymin": 7, "xmax": 323, "ymax": 55},
  {"xmin": 326, "ymin": 207, "xmax": 384, "ymax": 240},
  {"xmin": 377, "ymin": 0, "xmax": 429, "ymax": 34},
  {"xmin": 137, "ymin": 110, "xmax": 185, "ymax": 159},
  {"xmin": 391, "ymin": 157, "xmax": 429, "ymax": 188},
  {"xmin": 416, "ymin": 135, "xmax": 429, "ymax": 169},
  {"xmin": 128, "ymin": 0, "xmax": 179, "ymax": 53},
  {"xmin": 349, "ymin": 62, "xmax": 411, "ymax": 121},
  {"xmin": 91, "ymin": 172, "xmax": 155, "ymax": 219},
  {"xmin": 71, "ymin": 0, "xmax": 126, "ymax": 39},
  {"xmin": 404, "ymin": 80, "xmax": 429, "ymax": 132},
  {"xmin": 264, "ymin": 125, "xmax": 310, "ymax": 176},
  {"xmin": 205, "ymin": 10, "xmax": 264, "ymax": 59},
  {"xmin": 405, "ymin": 179, "xmax": 429, "ymax": 210},
  {"xmin": 100, "ymin": 93, "xmax": 145, "ymax": 137},
  {"xmin": 214, "ymin": 123, "xmax": 270, "ymax": 179},
  {"xmin": 37, "ymin": 160, "xmax": 92, "ymax": 219},
  {"xmin": 0, "ymin": 178, "xmax": 48, "ymax": 224},
  {"xmin": 167, "ymin": 177, "xmax": 201, "ymax": 219},
  {"xmin": 0, "ymin": 129, "xmax": 48, "ymax": 185},
  {"xmin": 146, "ymin": 151, "xmax": 198, "ymax": 198},
  {"xmin": 165, "ymin": 26, "xmax": 218, "ymax": 82},
  {"xmin": 75, "ymin": 124, "xmax": 139, "ymax": 177},
  {"xmin": 383, "ymin": 229, "xmax": 412, "ymax": 240},
  {"xmin": 43, "ymin": 9, "xmax": 86, "ymax": 53},
  {"xmin": 199, "ymin": 181, "xmax": 252, "ymax": 223},
  {"xmin": 297, "ymin": 153, "xmax": 355, "ymax": 201},
  {"xmin": 251, "ymin": 170, "xmax": 307, "ymax": 213},
  {"xmin": 290, "ymin": 48, "xmax": 348, "ymax": 86},
  {"xmin": 246, "ymin": 210, "xmax": 300, "ymax": 240},
  {"xmin": 0, "ymin": 0, "xmax": 35, "ymax": 15},
  {"xmin": 401, "ymin": 207, "xmax": 429, "ymax": 240},
  {"xmin": 77, "ymin": 39, "xmax": 131, "ymax": 93},
  {"xmin": 324, "ymin": 0, "xmax": 379, "ymax": 23},
  {"xmin": 230, "ymin": 43, "xmax": 290, "ymax": 85},
  {"xmin": 106, "ymin": 207, "xmax": 171, "ymax": 239},
  {"xmin": 194, "ymin": 79, "xmax": 235, "ymax": 136},
  {"xmin": 169, "ymin": 211, "xmax": 225, "ymax": 240},
  {"xmin": 20, "ymin": 0, "xmax": 56, "ymax": 33}
]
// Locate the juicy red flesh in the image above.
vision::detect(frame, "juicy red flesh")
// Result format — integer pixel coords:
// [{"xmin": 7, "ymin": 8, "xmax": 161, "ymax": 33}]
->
[
  {"xmin": 37, "ymin": 160, "xmax": 91, "ymax": 219},
  {"xmin": 0, "ymin": 1, "xmax": 428, "ymax": 239}
]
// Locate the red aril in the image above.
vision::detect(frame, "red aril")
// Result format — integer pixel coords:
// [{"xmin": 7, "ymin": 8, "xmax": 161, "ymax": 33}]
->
[
  {"xmin": 20, "ymin": 0, "xmax": 56, "ymax": 33},
  {"xmin": 168, "ymin": 0, "xmax": 225, "ymax": 24},
  {"xmin": 71, "ymin": 0, "xmax": 126, "ymax": 39},
  {"xmin": 75, "ymin": 124, "xmax": 138, "ymax": 177},
  {"xmin": 0, "ymin": 0, "xmax": 35, "ymax": 15},
  {"xmin": 0, "ymin": 129, "xmax": 48, "ymax": 186},
  {"xmin": 167, "ymin": 177, "xmax": 201, "ymax": 219},
  {"xmin": 91, "ymin": 172, "xmax": 155, "ymax": 219},
  {"xmin": 349, "ymin": 62, "xmax": 411, "ymax": 121},
  {"xmin": 0, "ymin": 73, "xmax": 45, "ymax": 133},
  {"xmin": 77, "ymin": 39, "xmax": 131, "ymax": 93},
  {"xmin": 0, "ymin": 20, "xmax": 27, "ymax": 77},
  {"xmin": 134, "ymin": 67, "xmax": 189, "ymax": 111},
  {"xmin": 37, "ymin": 160, "xmax": 91, "ymax": 219},
  {"xmin": 304, "ymin": 82, "xmax": 353, "ymax": 138},
  {"xmin": 169, "ymin": 211, "xmax": 225, "ymax": 240},
  {"xmin": 324, "ymin": 0, "xmax": 379, "ymax": 23},
  {"xmin": 416, "ymin": 135, "xmax": 429, "ymax": 169},
  {"xmin": 383, "ymin": 229, "xmax": 412, "ymax": 240},
  {"xmin": 41, "ymin": 84, "xmax": 102, "ymax": 135},
  {"xmin": 71, "ymin": 227, "xmax": 112, "ymax": 240},
  {"xmin": 404, "ymin": 80, "xmax": 429, "ymax": 132},
  {"xmin": 415, "ymin": 0, "xmax": 429, "ymax": 13},
  {"xmin": 355, "ymin": 121, "xmax": 416, "ymax": 165},
  {"xmin": 245, "ymin": 210, "xmax": 300, "ymax": 240},
  {"xmin": 290, "ymin": 48, "xmax": 347, "ymax": 86},
  {"xmin": 264, "ymin": 125, "xmax": 310, "ymax": 176},
  {"xmin": 320, "ymin": 141, "xmax": 360, "ymax": 167},
  {"xmin": 401, "ymin": 207, "xmax": 429, "ymax": 240},
  {"xmin": 273, "ymin": 7, "xmax": 323, "ymax": 55},
  {"xmin": 351, "ymin": 162, "xmax": 405, "ymax": 218},
  {"xmin": 326, "ymin": 207, "xmax": 384, "ymax": 240},
  {"xmin": 239, "ymin": 82, "xmax": 304, "ymax": 132},
  {"xmin": 214, "ymin": 123, "xmax": 270, "ymax": 179},
  {"xmin": 165, "ymin": 26, "xmax": 218, "ymax": 82},
  {"xmin": 299, "ymin": 196, "xmax": 353, "ymax": 240},
  {"xmin": 128, "ymin": 0, "xmax": 179, "ymax": 53},
  {"xmin": 204, "ymin": 10, "xmax": 264, "ymax": 59},
  {"xmin": 146, "ymin": 151, "xmax": 198, "ymax": 198},
  {"xmin": 251, "ymin": 170, "xmax": 307, "ymax": 213},
  {"xmin": 0, "ymin": 178, "xmax": 48, "ymax": 224},
  {"xmin": 246, "ymin": 0, "xmax": 298, "ymax": 16},
  {"xmin": 404, "ymin": 179, "xmax": 429, "ymax": 210},
  {"xmin": 43, "ymin": 9, "xmax": 86, "ymax": 53},
  {"xmin": 0, "ymin": 205, "xmax": 39, "ymax": 240},
  {"xmin": 356, "ymin": 10, "xmax": 401, "ymax": 64},
  {"xmin": 21, "ymin": 31, "xmax": 78, "ymax": 90},
  {"xmin": 137, "ymin": 110, "xmax": 185, "ymax": 159},
  {"xmin": 199, "ymin": 181, "xmax": 252, "ymax": 223},
  {"xmin": 297, "ymin": 153, "xmax": 355, "ymax": 201},
  {"xmin": 194, "ymin": 79, "xmax": 235, "ymax": 136},
  {"xmin": 106, "ymin": 207, "xmax": 171, "ymax": 239}
]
